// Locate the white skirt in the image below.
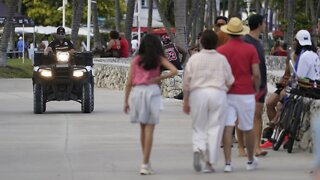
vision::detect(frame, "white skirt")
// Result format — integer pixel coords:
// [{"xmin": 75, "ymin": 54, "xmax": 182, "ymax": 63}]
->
[{"xmin": 129, "ymin": 84, "xmax": 162, "ymax": 125}]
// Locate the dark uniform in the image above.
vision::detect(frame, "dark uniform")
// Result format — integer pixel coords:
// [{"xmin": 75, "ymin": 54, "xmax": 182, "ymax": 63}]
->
[{"xmin": 48, "ymin": 39, "xmax": 74, "ymax": 53}]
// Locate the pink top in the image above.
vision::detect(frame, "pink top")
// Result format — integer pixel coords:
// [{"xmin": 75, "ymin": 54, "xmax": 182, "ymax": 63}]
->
[{"xmin": 131, "ymin": 55, "xmax": 160, "ymax": 85}]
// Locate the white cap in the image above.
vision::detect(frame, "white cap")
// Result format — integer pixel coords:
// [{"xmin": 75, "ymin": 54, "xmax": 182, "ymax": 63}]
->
[
  {"xmin": 295, "ymin": 30, "xmax": 312, "ymax": 46},
  {"xmin": 19, "ymin": 37, "xmax": 22, "ymax": 40}
]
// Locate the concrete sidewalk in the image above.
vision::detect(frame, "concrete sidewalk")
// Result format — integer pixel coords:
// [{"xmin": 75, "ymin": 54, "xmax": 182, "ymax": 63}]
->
[{"xmin": 0, "ymin": 79, "xmax": 314, "ymax": 180}]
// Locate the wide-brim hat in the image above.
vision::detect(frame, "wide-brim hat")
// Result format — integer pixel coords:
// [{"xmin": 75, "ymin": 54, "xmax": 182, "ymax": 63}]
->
[{"xmin": 220, "ymin": 17, "xmax": 250, "ymax": 35}]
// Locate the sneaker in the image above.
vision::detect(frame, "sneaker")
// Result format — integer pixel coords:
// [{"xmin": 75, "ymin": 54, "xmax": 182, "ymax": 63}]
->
[
  {"xmin": 224, "ymin": 164, "xmax": 232, "ymax": 172},
  {"xmin": 260, "ymin": 140, "xmax": 273, "ymax": 149},
  {"xmin": 201, "ymin": 162, "xmax": 215, "ymax": 173},
  {"xmin": 246, "ymin": 157, "xmax": 258, "ymax": 170},
  {"xmin": 140, "ymin": 164, "xmax": 154, "ymax": 175},
  {"xmin": 193, "ymin": 151, "xmax": 202, "ymax": 172}
]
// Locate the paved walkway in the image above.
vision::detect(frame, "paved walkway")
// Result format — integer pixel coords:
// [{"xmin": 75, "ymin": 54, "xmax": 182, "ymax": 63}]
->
[{"xmin": 0, "ymin": 79, "xmax": 314, "ymax": 180}]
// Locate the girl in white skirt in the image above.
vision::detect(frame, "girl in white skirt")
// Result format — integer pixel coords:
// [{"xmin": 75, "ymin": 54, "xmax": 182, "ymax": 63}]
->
[
  {"xmin": 123, "ymin": 34, "xmax": 177, "ymax": 175},
  {"xmin": 183, "ymin": 30, "xmax": 234, "ymax": 173}
]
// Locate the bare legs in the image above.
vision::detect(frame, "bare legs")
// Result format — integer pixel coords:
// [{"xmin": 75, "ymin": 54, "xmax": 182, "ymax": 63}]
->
[
  {"xmin": 236, "ymin": 124, "xmax": 247, "ymax": 156},
  {"xmin": 140, "ymin": 124, "xmax": 155, "ymax": 164},
  {"xmin": 253, "ymin": 103, "xmax": 264, "ymax": 155},
  {"xmin": 266, "ymin": 93, "xmax": 280, "ymax": 122},
  {"xmin": 223, "ymin": 126, "xmax": 234, "ymax": 164},
  {"xmin": 223, "ymin": 126, "xmax": 256, "ymax": 165}
]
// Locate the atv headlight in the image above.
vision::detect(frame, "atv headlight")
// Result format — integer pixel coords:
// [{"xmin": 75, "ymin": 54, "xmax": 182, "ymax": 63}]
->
[
  {"xmin": 57, "ymin": 52, "xmax": 70, "ymax": 62},
  {"xmin": 73, "ymin": 69, "xmax": 86, "ymax": 77},
  {"xmin": 39, "ymin": 69, "xmax": 52, "ymax": 77}
]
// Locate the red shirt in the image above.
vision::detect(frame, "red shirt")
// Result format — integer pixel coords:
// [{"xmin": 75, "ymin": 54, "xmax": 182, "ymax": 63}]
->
[
  {"xmin": 217, "ymin": 38, "xmax": 259, "ymax": 94},
  {"xmin": 120, "ymin": 37, "xmax": 129, "ymax": 58}
]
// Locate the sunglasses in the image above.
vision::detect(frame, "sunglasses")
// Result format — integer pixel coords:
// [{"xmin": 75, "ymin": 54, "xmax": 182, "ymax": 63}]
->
[{"xmin": 57, "ymin": 32, "xmax": 65, "ymax": 35}]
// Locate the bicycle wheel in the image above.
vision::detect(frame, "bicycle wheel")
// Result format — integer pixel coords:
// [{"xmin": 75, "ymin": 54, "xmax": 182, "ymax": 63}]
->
[
  {"xmin": 287, "ymin": 98, "xmax": 303, "ymax": 153},
  {"xmin": 279, "ymin": 97, "xmax": 295, "ymax": 131},
  {"xmin": 273, "ymin": 129, "xmax": 286, "ymax": 151}
]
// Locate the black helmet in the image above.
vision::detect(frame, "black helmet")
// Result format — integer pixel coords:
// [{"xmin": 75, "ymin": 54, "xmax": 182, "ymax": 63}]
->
[{"xmin": 57, "ymin": 26, "xmax": 65, "ymax": 35}]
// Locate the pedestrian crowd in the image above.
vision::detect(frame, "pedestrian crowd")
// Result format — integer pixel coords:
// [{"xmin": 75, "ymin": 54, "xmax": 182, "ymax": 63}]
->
[{"xmin": 122, "ymin": 14, "xmax": 320, "ymax": 179}]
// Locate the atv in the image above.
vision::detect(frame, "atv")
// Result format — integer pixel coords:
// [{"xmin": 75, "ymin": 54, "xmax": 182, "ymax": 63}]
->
[{"xmin": 32, "ymin": 51, "xmax": 94, "ymax": 114}]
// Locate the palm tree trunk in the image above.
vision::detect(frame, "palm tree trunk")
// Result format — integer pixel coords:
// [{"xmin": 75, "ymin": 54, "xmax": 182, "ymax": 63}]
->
[
  {"xmin": 71, "ymin": 0, "xmax": 85, "ymax": 50},
  {"xmin": 308, "ymin": 0, "xmax": 320, "ymax": 47},
  {"xmin": 228, "ymin": 0, "xmax": 233, "ymax": 17},
  {"xmin": 0, "ymin": 0, "xmax": 18, "ymax": 67},
  {"xmin": 174, "ymin": 0, "xmax": 187, "ymax": 50},
  {"xmin": 212, "ymin": 0, "xmax": 217, "ymax": 24},
  {"xmin": 196, "ymin": 0, "xmax": 205, "ymax": 36},
  {"xmin": 154, "ymin": 0, "xmax": 174, "ymax": 41},
  {"xmin": 147, "ymin": 0, "xmax": 154, "ymax": 33},
  {"xmin": 263, "ymin": 0, "xmax": 269, "ymax": 50},
  {"xmin": 124, "ymin": 0, "xmax": 136, "ymax": 53},
  {"xmin": 115, "ymin": 0, "xmax": 121, "ymax": 31},
  {"xmin": 186, "ymin": 0, "xmax": 200, "ymax": 43},
  {"xmin": 92, "ymin": 1, "xmax": 102, "ymax": 50},
  {"xmin": 285, "ymin": 0, "xmax": 294, "ymax": 49},
  {"xmin": 207, "ymin": 0, "xmax": 213, "ymax": 30}
]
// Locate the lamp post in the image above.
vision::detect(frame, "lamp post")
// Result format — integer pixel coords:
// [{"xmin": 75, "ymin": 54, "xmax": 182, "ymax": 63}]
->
[
  {"xmin": 87, "ymin": 0, "xmax": 94, "ymax": 51},
  {"xmin": 62, "ymin": 0, "xmax": 67, "ymax": 27}
]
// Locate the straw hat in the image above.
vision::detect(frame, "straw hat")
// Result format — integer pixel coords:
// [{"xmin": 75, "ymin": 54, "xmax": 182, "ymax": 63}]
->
[{"xmin": 220, "ymin": 17, "xmax": 249, "ymax": 35}]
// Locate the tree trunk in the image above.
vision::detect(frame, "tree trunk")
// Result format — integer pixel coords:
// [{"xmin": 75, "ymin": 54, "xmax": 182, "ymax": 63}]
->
[
  {"xmin": 212, "ymin": 0, "xmax": 217, "ymax": 24},
  {"xmin": 174, "ymin": 0, "xmax": 187, "ymax": 50},
  {"xmin": 186, "ymin": 0, "xmax": 200, "ymax": 43},
  {"xmin": 285, "ymin": 0, "xmax": 294, "ymax": 49},
  {"xmin": 18, "ymin": 0, "xmax": 22, "ymax": 13},
  {"xmin": 263, "ymin": 0, "xmax": 269, "ymax": 51},
  {"xmin": 222, "ymin": 0, "xmax": 227, "ymax": 16},
  {"xmin": 308, "ymin": 0, "xmax": 320, "ymax": 47},
  {"xmin": 71, "ymin": 0, "xmax": 85, "ymax": 50},
  {"xmin": 154, "ymin": 0, "xmax": 174, "ymax": 41},
  {"xmin": 0, "ymin": 0, "xmax": 17, "ymax": 67},
  {"xmin": 228, "ymin": 0, "xmax": 233, "ymax": 17},
  {"xmin": 147, "ymin": 0, "xmax": 154, "ymax": 33},
  {"xmin": 232, "ymin": 0, "xmax": 240, "ymax": 16},
  {"xmin": 92, "ymin": 1, "xmax": 102, "ymax": 50},
  {"xmin": 124, "ymin": 0, "xmax": 135, "ymax": 53},
  {"xmin": 196, "ymin": 0, "xmax": 205, "ymax": 36},
  {"xmin": 207, "ymin": 0, "xmax": 213, "ymax": 30},
  {"xmin": 254, "ymin": 0, "xmax": 261, "ymax": 14},
  {"xmin": 115, "ymin": 0, "xmax": 121, "ymax": 31}
]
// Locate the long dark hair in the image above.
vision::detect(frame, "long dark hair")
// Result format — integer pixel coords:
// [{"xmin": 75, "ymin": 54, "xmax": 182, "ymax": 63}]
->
[
  {"xmin": 295, "ymin": 39, "xmax": 317, "ymax": 56},
  {"xmin": 138, "ymin": 34, "xmax": 165, "ymax": 70}
]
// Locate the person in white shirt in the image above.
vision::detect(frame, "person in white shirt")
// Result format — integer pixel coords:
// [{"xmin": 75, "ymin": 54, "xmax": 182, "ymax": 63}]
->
[
  {"xmin": 294, "ymin": 30, "xmax": 320, "ymax": 180},
  {"xmin": 295, "ymin": 30, "xmax": 320, "ymax": 80}
]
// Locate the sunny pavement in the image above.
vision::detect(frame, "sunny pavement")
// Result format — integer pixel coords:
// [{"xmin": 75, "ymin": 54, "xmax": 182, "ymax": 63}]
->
[{"xmin": 0, "ymin": 79, "xmax": 314, "ymax": 180}]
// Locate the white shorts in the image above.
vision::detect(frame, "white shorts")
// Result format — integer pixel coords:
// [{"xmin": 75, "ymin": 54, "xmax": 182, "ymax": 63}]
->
[{"xmin": 225, "ymin": 94, "xmax": 255, "ymax": 131}]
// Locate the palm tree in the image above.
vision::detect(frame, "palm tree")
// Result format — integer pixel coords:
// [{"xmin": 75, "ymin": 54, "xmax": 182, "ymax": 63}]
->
[
  {"xmin": 115, "ymin": 0, "xmax": 121, "ymax": 31},
  {"xmin": 124, "ymin": 0, "xmax": 136, "ymax": 53},
  {"xmin": 0, "ymin": 0, "xmax": 18, "ymax": 67},
  {"xmin": 307, "ymin": 0, "xmax": 320, "ymax": 47},
  {"xmin": 186, "ymin": 0, "xmax": 199, "ymax": 42},
  {"xmin": 92, "ymin": 1, "xmax": 102, "ymax": 50},
  {"xmin": 285, "ymin": 0, "xmax": 294, "ymax": 49},
  {"xmin": 147, "ymin": 0, "xmax": 153, "ymax": 33},
  {"xmin": 154, "ymin": 0, "xmax": 174, "ymax": 41},
  {"xmin": 71, "ymin": 0, "xmax": 85, "ymax": 50},
  {"xmin": 174, "ymin": 0, "xmax": 187, "ymax": 50}
]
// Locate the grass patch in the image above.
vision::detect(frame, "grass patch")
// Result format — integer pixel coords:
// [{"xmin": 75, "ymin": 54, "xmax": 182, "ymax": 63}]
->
[{"xmin": 0, "ymin": 58, "xmax": 33, "ymax": 78}]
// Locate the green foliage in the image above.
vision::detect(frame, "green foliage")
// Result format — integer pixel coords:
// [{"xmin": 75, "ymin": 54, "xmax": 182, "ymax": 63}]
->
[
  {"xmin": 295, "ymin": 12, "xmax": 312, "ymax": 31},
  {"xmin": 0, "ymin": 58, "xmax": 33, "ymax": 78},
  {"xmin": 160, "ymin": 0, "xmax": 175, "ymax": 26},
  {"xmin": 22, "ymin": 0, "xmax": 127, "ymax": 28}
]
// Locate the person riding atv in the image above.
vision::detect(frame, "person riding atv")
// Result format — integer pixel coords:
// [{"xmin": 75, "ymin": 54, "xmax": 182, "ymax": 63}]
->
[
  {"xmin": 44, "ymin": 26, "xmax": 75, "ymax": 56},
  {"xmin": 33, "ymin": 27, "xmax": 94, "ymax": 114}
]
